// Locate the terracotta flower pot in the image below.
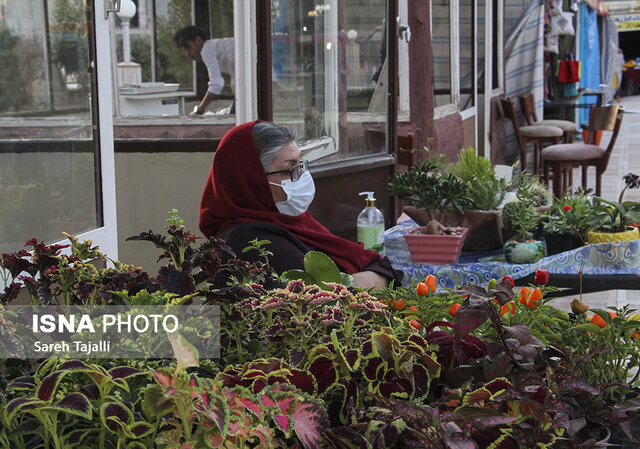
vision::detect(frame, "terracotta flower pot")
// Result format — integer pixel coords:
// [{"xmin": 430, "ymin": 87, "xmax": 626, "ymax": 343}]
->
[
  {"xmin": 402, "ymin": 206, "xmax": 503, "ymax": 251},
  {"xmin": 404, "ymin": 227, "xmax": 469, "ymax": 265},
  {"xmin": 503, "ymin": 240, "xmax": 545, "ymax": 264},
  {"xmin": 587, "ymin": 227, "xmax": 640, "ymax": 243}
]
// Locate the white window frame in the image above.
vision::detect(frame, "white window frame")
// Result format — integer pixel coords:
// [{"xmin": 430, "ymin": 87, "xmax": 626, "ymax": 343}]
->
[
  {"xmin": 398, "ymin": 0, "xmax": 411, "ymax": 116},
  {"xmin": 233, "ymin": 0, "xmax": 257, "ymax": 123},
  {"xmin": 52, "ymin": 0, "xmax": 119, "ymax": 261},
  {"xmin": 459, "ymin": 0, "xmax": 478, "ymax": 148}
]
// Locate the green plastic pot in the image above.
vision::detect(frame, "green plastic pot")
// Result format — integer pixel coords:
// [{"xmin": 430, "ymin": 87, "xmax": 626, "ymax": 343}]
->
[{"xmin": 503, "ymin": 240, "xmax": 545, "ymax": 264}]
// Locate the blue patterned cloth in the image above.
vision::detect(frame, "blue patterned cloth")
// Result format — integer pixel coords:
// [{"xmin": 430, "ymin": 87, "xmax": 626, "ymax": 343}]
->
[{"xmin": 384, "ymin": 219, "xmax": 640, "ymax": 288}]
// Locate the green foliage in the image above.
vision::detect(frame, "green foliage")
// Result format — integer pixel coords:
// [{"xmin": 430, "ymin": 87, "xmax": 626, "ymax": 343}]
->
[
  {"xmin": 50, "ymin": 0, "xmax": 89, "ymax": 86},
  {"xmin": 155, "ymin": 0, "xmax": 193, "ymax": 87},
  {"xmin": 282, "ymin": 251, "xmax": 353, "ymax": 289},
  {"xmin": 448, "ymin": 147, "xmax": 508, "ymax": 211},
  {"xmin": 0, "ymin": 26, "xmax": 24, "ymax": 112},
  {"xmin": 3, "ymin": 210, "xmax": 640, "ymax": 448},
  {"xmin": 592, "ymin": 173, "xmax": 640, "ymax": 232},
  {"xmin": 502, "ymin": 172, "xmax": 541, "ymax": 241},
  {"xmin": 389, "ymin": 150, "xmax": 472, "ymax": 221},
  {"xmin": 543, "ymin": 191, "xmax": 609, "ymax": 241}
]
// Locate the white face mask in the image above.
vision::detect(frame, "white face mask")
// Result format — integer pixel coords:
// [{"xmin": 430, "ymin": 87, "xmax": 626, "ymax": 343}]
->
[{"xmin": 269, "ymin": 170, "xmax": 316, "ymax": 216}]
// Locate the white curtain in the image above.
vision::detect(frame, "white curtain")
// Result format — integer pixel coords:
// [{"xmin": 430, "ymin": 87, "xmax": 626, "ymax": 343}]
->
[{"xmin": 503, "ymin": 1, "xmax": 545, "ymax": 165}]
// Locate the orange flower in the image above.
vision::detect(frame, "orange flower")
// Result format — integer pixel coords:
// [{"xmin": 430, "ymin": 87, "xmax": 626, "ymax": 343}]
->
[
  {"xmin": 416, "ymin": 282, "xmax": 430, "ymax": 296},
  {"xmin": 449, "ymin": 303, "xmax": 462, "ymax": 317},
  {"xmin": 519, "ymin": 287, "xmax": 531, "ymax": 305},
  {"xmin": 425, "ymin": 274, "xmax": 437, "ymax": 293},
  {"xmin": 393, "ymin": 299, "xmax": 406, "ymax": 311},
  {"xmin": 409, "ymin": 319, "xmax": 421, "ymax": 330},
  {"xmin": 500, "ymin": 301, "xmax": 517, "ymax": 317}
]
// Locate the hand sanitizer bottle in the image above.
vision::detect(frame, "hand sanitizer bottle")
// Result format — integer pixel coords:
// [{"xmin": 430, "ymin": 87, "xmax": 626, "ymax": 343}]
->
[{"xmin": 357, "ymin": 191, "xmax": 385, "ymax": 253}]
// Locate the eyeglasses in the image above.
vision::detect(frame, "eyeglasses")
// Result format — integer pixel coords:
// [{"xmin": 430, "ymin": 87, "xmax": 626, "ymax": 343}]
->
[{"xmin": 266, "ymin": 160, "xmax": 309, "ymax": 182}]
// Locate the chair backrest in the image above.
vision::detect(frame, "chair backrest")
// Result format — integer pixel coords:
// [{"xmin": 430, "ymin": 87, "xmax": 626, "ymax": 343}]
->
[
  {"xmin": 585, "ymin": 105, "xmax": 623, "ymax": 146},
  {"xmin": 517, "ymin": 94, "xmax": 538, "ymax": 125},
  {"xmin": 586, "ymin": 105, "xmax": 623, "ymax": 167},
  {"xmin": 500, "ymin": 97, "xmax": 526, "ymax": 146},
  {"xmin": 500, "ymin": 97, "xmax": 518, "ymax": 124}
]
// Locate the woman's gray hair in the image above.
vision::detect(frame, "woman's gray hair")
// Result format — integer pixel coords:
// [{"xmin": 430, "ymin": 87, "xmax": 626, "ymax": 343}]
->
[{"xmin": 252, "ymin": 121, "xmax": 297, "ymax": 171}]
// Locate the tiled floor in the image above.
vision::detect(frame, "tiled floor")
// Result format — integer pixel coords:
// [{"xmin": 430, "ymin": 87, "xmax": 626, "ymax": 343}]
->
[{"xmin": 549, "ymin": 95, "xmax": 640, "ymax": 311}]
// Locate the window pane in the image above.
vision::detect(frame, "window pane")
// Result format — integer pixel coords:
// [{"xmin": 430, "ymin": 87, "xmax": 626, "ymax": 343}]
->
[
  {"xmin": 432, "ymin": 0, "xmax": 452, "ymax": 107},
  {"xmin": 345, "ymin": 0, "xmax": 389, "ymax": 158},
  {"xmin": 271, "ymin": 0, "xmax": 388, "ymax": 162},
  {"xmin": 154, "ymin": 0, "xmax": 192, "ymax": 90},
  {"xmin": 271, "ymin": 1, "xmax": 336, "ymax": 141},
  {"xmin": 460, "ymin": 0, "xmax": 475, "ymax": 110},
  {"xmin": 0, "ymin": 0, "xmax": 99, "ymax": 252}
]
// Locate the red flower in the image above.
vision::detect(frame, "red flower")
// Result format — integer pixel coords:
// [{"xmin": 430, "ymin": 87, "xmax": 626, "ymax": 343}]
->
[
  {"xmin": 563, "ymin": 205, "xmax": 572, "ymax": 212},
  {"xmin": 534, "ymin": 269, "xmax": 549, "ymax": 286},
  {"xmin": 501, "ymin": 275, "xmax": 515, "ymax": 289}
]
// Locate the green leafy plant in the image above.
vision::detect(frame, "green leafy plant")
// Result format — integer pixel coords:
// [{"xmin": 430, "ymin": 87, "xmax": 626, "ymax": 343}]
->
[
  {"xmin": 501, "ymin": 172, "xmax": 541, "ymax": 241},
  {"xmin": 542, "ymin": 190, "xmax": 609, "ymax": 241},
  {"xmin": 389, "ymin": 150, "xmax": 472, "ymax": 223},
  {"xmin": 448, "ymin": 147, "xmax": 508, "ymax": 211},
  {"xmin": 282, "ymin": 251, "xmax": 353, "ymax": 289},
  {"xmin": 592, "ymin": 173, "xmax": 640, "ymax": 232},
  {"xmin": 0, "ymin": 359, "xmax": 146, "ymax": 449}
]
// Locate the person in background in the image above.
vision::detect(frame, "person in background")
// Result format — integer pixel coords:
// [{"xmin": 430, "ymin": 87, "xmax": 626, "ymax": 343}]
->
[
  {"xmin": 614, "ymin": 48, "xmax": 625, "ymax": 100},
  {"xmin": 173, "ymin": 26, "xmax": 234, "ymax": 115},
  {"xmin": 199, "ymin": 121, "xmax": 403, "ymax": 289}
]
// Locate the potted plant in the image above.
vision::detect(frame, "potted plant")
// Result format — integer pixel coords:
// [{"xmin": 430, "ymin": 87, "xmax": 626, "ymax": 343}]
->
[
  {"xmin": 446, "ymin": 147, "xmax": 509, "ymax": 250},
  {"xmin": 502, "ymin": 172, "xmax": 545, "ymax": 264},
  {"xmin": 389, "ymin": 153, "xmax": 472, "ymax": 264},
  {"xmin": 502, "ymin": 173, "xmax": 550, "ymax": 242},
  {"xmin": 587, "ymin": 173, "xmax": 640, "ymax": 243},
  {"xmin": 542, "ymin": 190, "xmax": 609, "ymax": 254}
]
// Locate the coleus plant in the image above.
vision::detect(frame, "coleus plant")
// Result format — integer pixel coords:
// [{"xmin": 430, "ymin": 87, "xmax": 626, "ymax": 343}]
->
[
  {"xmin": 145, "ymin": 353, "xmax": 328, "ymax": 448},
  {"xmin": 0, "ymin": 358, "xmax": 145, "ymax": 449},
  {"xmin": 320, "ymin": 377, "xmax": 570, "ymax": 449}
]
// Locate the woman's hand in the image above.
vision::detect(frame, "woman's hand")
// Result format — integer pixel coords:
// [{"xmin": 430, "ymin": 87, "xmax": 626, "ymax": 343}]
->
[{"xmin": 351, "ymin": 270, "xmax": 389, "ymax": 289}]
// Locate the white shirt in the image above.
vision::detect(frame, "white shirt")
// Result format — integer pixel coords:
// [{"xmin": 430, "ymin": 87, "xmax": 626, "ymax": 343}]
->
[{"xmin": 201, "ymin": 38, "xmax": 234, "ymax": 95}]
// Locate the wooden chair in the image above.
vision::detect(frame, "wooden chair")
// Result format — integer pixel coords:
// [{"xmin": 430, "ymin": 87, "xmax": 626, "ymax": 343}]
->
[
  {"xmin": 541, "ymin": 105, "xmax": 624, "ymax": 197},
  {"xmin": 518, "ymin": 93, "xmax": 577, "ymax": 143},
  {"xmin": 500, "ymin": 97, "xmax": 563, "ymax": 174}
]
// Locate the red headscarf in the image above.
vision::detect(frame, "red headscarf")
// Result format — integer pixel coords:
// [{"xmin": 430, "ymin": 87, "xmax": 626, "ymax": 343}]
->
[{"xmin": 199, "ymin": 120, "xmax": 381, "ymax": 274}]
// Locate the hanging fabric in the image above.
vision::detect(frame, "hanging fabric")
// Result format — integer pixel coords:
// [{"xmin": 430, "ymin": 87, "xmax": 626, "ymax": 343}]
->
[{"xmin": 578, "ymin": 1, "xmax": 601, "ymax": 126}]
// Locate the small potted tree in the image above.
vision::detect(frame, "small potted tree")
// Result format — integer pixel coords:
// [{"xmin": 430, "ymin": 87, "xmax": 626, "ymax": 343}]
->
[
  {"xmin": 502, "ymin": 172, "xmax": 545, "ymax": 264},
  {"xmin": 446, "ymin": 147, "xmax": 509, "ymax": 250},
  {"xmin": 389, "ymin": 154, "xmax": 472, "ymax": 264}
]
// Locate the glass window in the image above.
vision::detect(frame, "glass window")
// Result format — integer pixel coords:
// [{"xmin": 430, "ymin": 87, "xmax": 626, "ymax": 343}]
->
[
  {"xmin": 460, "ymin": 0, "xmax": 475, "ymax": 110},
  {"xmin": 270, "ymin": 0, "xmax": 388, "ymax": 163},
  {"xmin": 432, "ymin": 0, "xmax": 452, "ymax": 107},
  {"xmin": 112, "ymin": 0, "xmax": 236, "ymax": 119},
  {"xmin": 0, "ymin": 0, "xmax": 100, "ymax": 253}
]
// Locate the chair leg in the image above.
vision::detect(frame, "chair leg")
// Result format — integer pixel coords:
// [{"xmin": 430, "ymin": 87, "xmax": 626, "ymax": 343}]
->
[
  {"xmin": 552, "ymin": 163, "xmax": 562, "ymax": 198},
  {"xmin": 521, "ymin": 145, "xmax": 527, "ymax": 173},
  {"xmin": 582, "ymin": 166, "xmax": 588, "ymax": 191},
  {"xmin": 568, "ymin": 167, "xmax": 573, "ymax": 192},
  {"xmin": 533, "ymin": 143, "xmax": 540, "ymax": 175},
  {"xmin": 543, "ymin": 161, "xmax": 550, "ymax": 187},
  {"xmin": 566, "ymin": 131, "xmax": 573, "ymax": 143},
  {"xmin": 596, "ymin": 170, "xmax": 602, "ymax": 196}
]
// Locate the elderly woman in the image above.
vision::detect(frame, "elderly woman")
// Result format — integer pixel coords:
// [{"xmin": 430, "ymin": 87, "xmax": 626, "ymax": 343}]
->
[{"xmin": 199, "ymin": 120, "xmax": 402, "ymax": 288}]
